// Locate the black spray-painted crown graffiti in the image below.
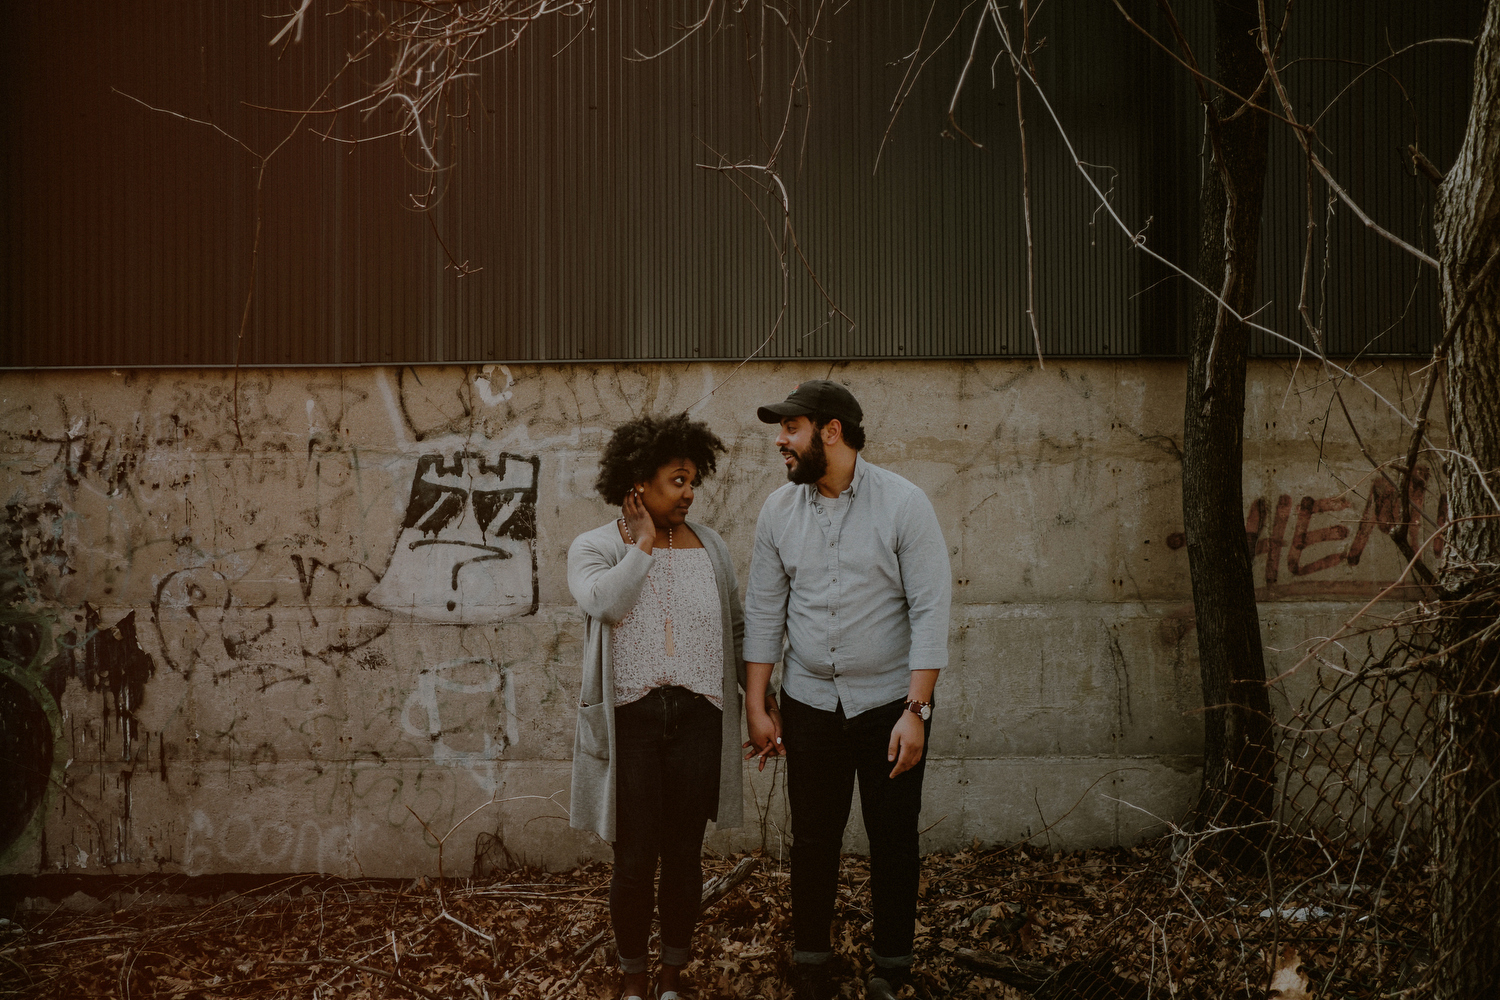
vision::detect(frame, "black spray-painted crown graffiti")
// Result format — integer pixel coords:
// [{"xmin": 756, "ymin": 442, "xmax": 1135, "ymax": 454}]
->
[{"xmin": 368, "ymin": 451, "xmax": 540, "ymax": 624}]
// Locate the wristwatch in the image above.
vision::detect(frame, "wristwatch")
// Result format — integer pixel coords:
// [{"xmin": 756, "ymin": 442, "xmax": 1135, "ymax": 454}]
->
[{"xmin": 905, "ymin": 699, "xmax": 932, "ymax": 721}]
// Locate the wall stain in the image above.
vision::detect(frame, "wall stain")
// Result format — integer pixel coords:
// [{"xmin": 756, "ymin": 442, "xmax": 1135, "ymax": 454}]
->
[{"xmin": 81, "ymin": 606, "xmax": 155, "ymax": 754}]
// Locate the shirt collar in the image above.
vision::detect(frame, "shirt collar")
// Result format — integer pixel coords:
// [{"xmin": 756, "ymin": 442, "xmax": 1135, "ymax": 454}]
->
[
  {"xmin": 804, "ymin": 454, "xmax": 866, "ymax": 503},
  {"xmin": 849, "ymin": 455, "xmax": 867, "ymax": 497}
]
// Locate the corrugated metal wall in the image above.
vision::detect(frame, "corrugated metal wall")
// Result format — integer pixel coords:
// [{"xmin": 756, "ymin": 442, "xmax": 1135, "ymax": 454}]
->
[
  {"xmin": 1251, "ymin": 1, "xmax": 1479, "ymax": 356},
  {"xmin": 0, "ymin": 1, "xmax": 1477, "ymax": 367}
]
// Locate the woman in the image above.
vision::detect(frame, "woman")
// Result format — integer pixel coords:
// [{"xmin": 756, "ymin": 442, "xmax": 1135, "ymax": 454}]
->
[{"xmin": 567, "ymin": 412, "xmax": 748, "ymax": 1000}]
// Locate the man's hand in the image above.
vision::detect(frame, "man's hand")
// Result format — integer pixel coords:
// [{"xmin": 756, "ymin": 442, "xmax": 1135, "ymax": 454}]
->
[
  {"xmin": 887, "ymin": 709, "xmax": 926, "ymax": 778},
  {"xmin": 743, "ymin": 702, "xmax": 783, "ymax": 771}
]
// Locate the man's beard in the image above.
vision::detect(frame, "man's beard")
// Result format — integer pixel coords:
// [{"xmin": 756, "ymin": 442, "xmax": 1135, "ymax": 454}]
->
[{"xmin": 784, "ymin": 433, "xmax": 828, "ymax": 485}]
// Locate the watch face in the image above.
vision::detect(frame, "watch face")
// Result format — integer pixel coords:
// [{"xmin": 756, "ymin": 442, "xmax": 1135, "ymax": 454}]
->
[{"xmin": 920, "ymin": 704, "xmax": 931, "ymax": 720}]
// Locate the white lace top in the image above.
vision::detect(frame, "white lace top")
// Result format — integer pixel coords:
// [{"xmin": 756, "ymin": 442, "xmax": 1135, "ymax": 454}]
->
[{"xmin": 612, "ymin": 547, "xmax": 724, "ymax": 707}]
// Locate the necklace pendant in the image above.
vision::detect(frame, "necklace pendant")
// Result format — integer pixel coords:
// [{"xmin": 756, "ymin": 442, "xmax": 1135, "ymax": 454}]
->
[{"xmin": 664, "ymin": 619, "xmax": 676, "ymax": 657}]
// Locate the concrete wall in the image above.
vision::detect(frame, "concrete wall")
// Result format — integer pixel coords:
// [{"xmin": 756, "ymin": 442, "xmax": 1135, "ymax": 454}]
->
[{"xmin": 0, "ymin": 360, "xmax": 1438, "ymax": 876}]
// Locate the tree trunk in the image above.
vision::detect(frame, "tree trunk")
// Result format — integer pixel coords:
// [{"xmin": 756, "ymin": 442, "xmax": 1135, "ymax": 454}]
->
[
  {"xmin": 1430, "ymin": 1, "xmax": 1500, "ymax": 994},
  {"xmin": 1182, "ymin": 0, "xmax": 1275, "ymax": 867}
]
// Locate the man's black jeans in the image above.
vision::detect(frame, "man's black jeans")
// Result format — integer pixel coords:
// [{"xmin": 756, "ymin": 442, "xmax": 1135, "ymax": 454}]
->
[
  {"xmin": 781, "ymin": 691, "xmax": 931, "ymax": 968},
  {"xmin": 610, "ymin": 686, "xmax": 722, "ymax": 974}
]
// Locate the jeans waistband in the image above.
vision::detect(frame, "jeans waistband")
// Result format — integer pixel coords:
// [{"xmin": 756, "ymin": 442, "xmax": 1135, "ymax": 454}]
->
[
  {"xmin": 618, "ymin": 685, "xmax": 715, "ymax": 718},
  {"xmin": 645, "ymin": 684, "xmax": 702, "ymax": 704}
]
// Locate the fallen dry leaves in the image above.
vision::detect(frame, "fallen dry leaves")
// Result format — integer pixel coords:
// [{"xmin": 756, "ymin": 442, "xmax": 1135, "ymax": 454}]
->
[
  {"xmin": 0, "ymin": 836, "xmax": 1430, "ymax": 999},
  {"xmin": 1269, "ymin": 945, "xmax": 1311, "ymax": 1000}
]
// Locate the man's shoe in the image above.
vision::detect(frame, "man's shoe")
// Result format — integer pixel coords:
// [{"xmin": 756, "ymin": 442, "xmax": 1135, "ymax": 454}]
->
[
  {"xmin": 867, "ymin": 967, "xmax": 931, "ymax": 1000},
  {"xmin": 866, "ymin": 971, "xmax": 899, "ymax": 1000},
  {"xmin": 790, "ymin": 962, "xmax": 836, "ymax": 1000}
]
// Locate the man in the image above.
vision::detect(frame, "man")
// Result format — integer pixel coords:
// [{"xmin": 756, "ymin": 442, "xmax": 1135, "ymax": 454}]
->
[{"xmin": 743, "ymin": 380, "xmax": 951, "ymax": 1000}]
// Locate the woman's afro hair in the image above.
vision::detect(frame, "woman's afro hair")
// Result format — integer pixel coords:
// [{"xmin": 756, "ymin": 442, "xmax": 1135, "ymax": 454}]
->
[{"xmin": 594, "ymin": 412, "xmax": 728, "ymax": 506}]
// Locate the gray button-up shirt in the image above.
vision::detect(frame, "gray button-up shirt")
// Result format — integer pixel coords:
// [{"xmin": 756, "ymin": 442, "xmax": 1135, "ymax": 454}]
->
[{"xmin": 743, "ymin": 456, "xmax": 952, "ymax": 717}]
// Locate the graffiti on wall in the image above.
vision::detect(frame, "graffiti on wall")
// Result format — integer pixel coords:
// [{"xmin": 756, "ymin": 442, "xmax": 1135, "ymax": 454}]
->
[
  {"xmin": 182, "ymin": 809, "xmax": 347, "ymax": 875},
  {"xmin": 0, "ymin": 605, "xmax": 64, "ymax": 863},
  {"xmin": 1166, "ymin": 466, "xmax": 1440, "ymax": 595},
  {"xmin": 0, "ymin": 501, "xmax": 67, "ymax": 863},
  {"xmin": 1, "ymin": 370, "xmax": 559, "ymax": 872},
  {"xmin": 368, "ymin": 450, "xmax": 540, "ymax": 624},
  {"xmin": 4, "ymin": 362, "xmax": 1457, "ymax": 874},
  {"xmin": 400, "ymin": 656, "xmax": 515, "ymax": 796},
  {"xmin": 0, "ymin": 668, "xmax": 58, "ymax": 861},
  {"xmin": 153, "ymin": 558, "xmax": 391, "ymax": 688}
]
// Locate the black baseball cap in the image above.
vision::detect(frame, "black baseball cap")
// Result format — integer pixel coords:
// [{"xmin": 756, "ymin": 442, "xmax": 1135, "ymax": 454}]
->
[{"xmin": 756, "ymin": 380, "xmax": 864, "ymax": 426}]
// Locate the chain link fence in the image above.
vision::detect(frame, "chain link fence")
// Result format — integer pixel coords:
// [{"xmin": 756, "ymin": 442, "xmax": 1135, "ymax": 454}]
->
[{"xmin": 1034, "ymin": 581, "xmax": 1500, "ymax": 998}]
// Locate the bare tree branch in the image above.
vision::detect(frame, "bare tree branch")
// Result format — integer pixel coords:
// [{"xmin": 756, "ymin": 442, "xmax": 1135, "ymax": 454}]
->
[{"xmin": 1255, "ymin": 1, "xmax": 1440, "ymax": 269}]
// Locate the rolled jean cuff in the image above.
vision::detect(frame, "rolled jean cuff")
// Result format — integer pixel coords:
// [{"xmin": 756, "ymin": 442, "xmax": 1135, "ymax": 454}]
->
[
  {"xmin": 662, "ymin": 944, "xmax": 691, "ymax": 967},
  {"xmin": 618, "ymin": 953, "xmax": 649, "ymax": 975},
  {"xmin": 793, "ymin": 950, "xmax": 833, "ymax": 966},
  {"xmin": 872, "ymin": 951, "xmax": 914, "ymax": 970}
]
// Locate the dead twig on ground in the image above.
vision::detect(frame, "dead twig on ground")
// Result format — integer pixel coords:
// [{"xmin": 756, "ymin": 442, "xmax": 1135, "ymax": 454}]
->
[{"xmin": 271, "ymin": 958, "xmax": 445, "ymax": 1000}]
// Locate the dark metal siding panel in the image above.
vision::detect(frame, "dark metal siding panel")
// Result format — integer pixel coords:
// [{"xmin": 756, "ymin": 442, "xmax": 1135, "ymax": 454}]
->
[
  {"xmin": 0, "ymin": 1, "xmax": 1134, "ymax": 366},
  {"xmin": 1249, "ymin": 1, "xmax": 1480, "ymax": 357},
  {"xmin": 0, "ymin": 0, "xmax": 1472, "ymax": 367}
]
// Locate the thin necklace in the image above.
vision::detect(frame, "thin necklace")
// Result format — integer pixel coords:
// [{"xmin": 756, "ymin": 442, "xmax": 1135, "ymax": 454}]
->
[{"xmin": 620, "ymin": 519, "xmax": 676, "ymax": 656}]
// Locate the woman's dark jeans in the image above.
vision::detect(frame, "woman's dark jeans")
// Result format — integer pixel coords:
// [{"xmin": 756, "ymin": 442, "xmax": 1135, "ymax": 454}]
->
[
  {"xmin": 781, "ymin": 691, "xmax": 931, "ymax": 968},
  {"xmin": 611, "ymin": 686, "xmax": 722, "ymax": 974}
]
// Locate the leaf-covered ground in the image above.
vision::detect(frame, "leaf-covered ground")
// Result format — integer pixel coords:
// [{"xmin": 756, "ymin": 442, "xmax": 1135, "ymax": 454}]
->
[{"xmin": 0, "ymin": 837, "xmax": 1429, "ymax": 999}]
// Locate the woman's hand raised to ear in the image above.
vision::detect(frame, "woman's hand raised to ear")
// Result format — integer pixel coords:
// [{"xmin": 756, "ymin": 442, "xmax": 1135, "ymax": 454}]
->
[{"xmin": 622, "ymin": 490, "xmax": 656, "ymax": 553}]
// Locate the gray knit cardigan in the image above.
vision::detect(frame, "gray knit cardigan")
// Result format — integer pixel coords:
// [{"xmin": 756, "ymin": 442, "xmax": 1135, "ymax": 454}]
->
[{"xmin": 566, "ymin": 519, "xmax": 747, "ymax": 842}]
